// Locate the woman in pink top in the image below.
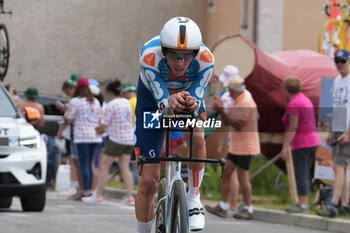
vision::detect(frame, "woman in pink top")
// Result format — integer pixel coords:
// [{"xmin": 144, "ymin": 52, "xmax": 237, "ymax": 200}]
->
[{"xmin": 281, "ymin": 75, "xmax": 321, "ymax": 213}]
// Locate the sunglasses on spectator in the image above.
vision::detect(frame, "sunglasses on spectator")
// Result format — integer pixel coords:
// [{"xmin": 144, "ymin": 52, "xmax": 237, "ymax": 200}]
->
[
  {"xmin": 166, "ymin": 52, "xmax": 194, "ymax": 62},
  {"xmin": 335, "ymin": 59, "xmax": 347, "ymax": 64}
]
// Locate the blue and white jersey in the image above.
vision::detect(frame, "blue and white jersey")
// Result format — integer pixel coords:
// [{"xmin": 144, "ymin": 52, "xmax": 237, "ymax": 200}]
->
[{"xmin": 139, "ymin": 35, "xmax": 215, "ymax": 111}]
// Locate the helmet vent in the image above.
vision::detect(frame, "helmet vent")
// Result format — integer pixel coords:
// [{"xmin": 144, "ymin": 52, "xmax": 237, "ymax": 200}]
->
[{"xmin": 179, "ymin": 25, "xmax": 186, "ymax": 44}]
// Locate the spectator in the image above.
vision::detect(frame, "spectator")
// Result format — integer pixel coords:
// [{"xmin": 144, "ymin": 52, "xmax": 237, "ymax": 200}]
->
[
  {"xmin": 82, "ymin": 79, "xmax": 135, "ymax": 205},
  {"xmin": 63, "ymin": 77, "xmax": 102, "ymax": 199},
  {"xmin": 206, "ymin": 74, "xmax": 260, "ymax": 220},
  {"xmin": 19, "ymin": 87, "xmax": 45, "ymax": 128},
  {"xmin": 281, "ymin": 75, "xmax": 321, "ymax": 213},
  {"xmin": 318, "ymin": 49, "xmax": 350, "ymax": 217},
  {"xmin": 56, "ymin": 79, "xmax": 84, "ymax": 198},
  {"xmin": 217, "ymin": 65, "xmax": 241, "ymax": 215}
]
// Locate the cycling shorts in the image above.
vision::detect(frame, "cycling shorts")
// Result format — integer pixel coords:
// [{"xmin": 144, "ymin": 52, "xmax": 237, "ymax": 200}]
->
[{"xmin": 134, "ymin": 78, "xmax": 206, "ymax": 164}]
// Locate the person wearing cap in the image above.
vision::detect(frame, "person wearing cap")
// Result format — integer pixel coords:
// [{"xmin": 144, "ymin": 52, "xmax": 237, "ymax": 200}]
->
[
  {"xmin": 56, "ymin": 79, "xmax": 83, "ymax": 198},
  {"xmin": 206, "ymin": 74, "xmax": 260, "ymax": 220},
  {"xmin": 19, "ymin": 87, "xmax": 45, "ymax": 127},
  {"xmin": 212, "ymin": 65, "xmax": 241, "ymax": 216},
  {"xmin": 122, "ymin": 83, "xmax": 137, "ymax": 124},
  {"xmin": 318, "ymin": 49, "xmax": 350, "ymax": 217},
  {"xmin": 63, "ymin": 77, "xmax": 102, "ymax": 199},
  {"xmin": 281, "ymin": 75, "xmax": 320, "ymax": 214}
]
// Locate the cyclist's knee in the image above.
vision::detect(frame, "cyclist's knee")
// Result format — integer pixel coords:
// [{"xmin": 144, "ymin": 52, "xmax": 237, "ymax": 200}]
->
[{"xmin": 139, "ymin": 170, "xmax": 160, "ymax": 197}]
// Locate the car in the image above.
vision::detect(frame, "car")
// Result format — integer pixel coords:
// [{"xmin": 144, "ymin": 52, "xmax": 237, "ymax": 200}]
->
[{"xmin": 0, "ymin": 85, "xmax": 47, "ymax": 211}]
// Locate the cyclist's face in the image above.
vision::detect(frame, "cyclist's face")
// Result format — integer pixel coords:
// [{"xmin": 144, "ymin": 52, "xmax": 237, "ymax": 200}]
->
[{"xmin": 165, "ymin": 49, "xmax": 194, "ymax": 77}]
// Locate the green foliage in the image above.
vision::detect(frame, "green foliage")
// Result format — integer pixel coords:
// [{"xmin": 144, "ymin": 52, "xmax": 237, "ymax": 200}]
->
[
  {"xmin": 201, "ymin": 163, "xmax": 223, "ymax": 200},
  {"xmin": 250, "ymin": 154, "xmax": 289, "ymax": 198},
  {"xmin": 201, "ymin": 154, "xmax": 291, "ymax": 204}
]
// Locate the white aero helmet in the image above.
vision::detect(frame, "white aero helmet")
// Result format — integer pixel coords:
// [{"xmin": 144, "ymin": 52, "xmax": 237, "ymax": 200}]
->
[{"xmin": 160, "ymin": 16, "xmax": 202, "ymax": 52}]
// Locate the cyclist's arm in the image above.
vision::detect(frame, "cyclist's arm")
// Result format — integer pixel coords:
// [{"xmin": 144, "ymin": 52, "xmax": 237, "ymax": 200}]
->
[{"xmin": 186, "ymin": 58, "xmax": 215, "ymax": 112}]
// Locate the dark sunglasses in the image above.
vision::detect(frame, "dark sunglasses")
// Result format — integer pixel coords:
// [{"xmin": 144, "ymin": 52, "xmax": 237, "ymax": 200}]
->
[
  {"xmin": 166, "ymin": 52, "xmax": 193, "ymax": 62},
  {"xmin": 335, "ymin": 59, "xmax": 347, "ymax": 64}
]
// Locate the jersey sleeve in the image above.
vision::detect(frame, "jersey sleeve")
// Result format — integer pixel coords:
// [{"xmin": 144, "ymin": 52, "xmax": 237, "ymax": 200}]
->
[
  {"xmin": 187, "ymin": 47, "xmax": 215, "ymax": 105},
  {"xmin": 139, "ymin": 38, "xmax": 170, "ymax": 112}
]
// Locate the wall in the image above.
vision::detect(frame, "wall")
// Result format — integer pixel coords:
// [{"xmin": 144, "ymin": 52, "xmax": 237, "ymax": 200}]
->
[
  {"xmin": 257, "ymin": 0, "xmax": 284, "ymax": 53},
  {"xmin": 283, "ymin": 0, "xmax": 327, "ymax": 51},
  {"xmin": 2, "ymin": 0, "xmax": 203, "ymax": 95}
]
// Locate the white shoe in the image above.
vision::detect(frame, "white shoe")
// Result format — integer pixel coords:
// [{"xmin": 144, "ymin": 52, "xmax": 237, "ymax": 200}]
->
[
  {"xmin": 121, "ymin": 196, "xmax": 135, "ymax": 206},
  {"xmin": 81, "ymin": 194, "xmax": 103, "ymax": 204},
  {"xmin": 187, "ymin": 197, "xmax": 205, "ymax": 231}
]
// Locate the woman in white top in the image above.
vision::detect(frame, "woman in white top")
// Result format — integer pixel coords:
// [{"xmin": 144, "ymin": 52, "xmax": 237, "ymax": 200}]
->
[
  {"xmin": 82, "ymin": 79, "xmax": 135, "ymax": 205},
  {"xmin": 64, "ymin": 77, "xmax": 102, "ymax": 198}
]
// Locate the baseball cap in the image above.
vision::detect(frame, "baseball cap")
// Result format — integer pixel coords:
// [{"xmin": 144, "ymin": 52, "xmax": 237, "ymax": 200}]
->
[
  {"xmin": 89, "ymin": 79, "xmax": 100, "ymax": 86},
  {"xmin": 334, "ymin": 49, "xmax": 350, "ymax": 61},
  {"xmin": 77, "ymin": 77, "xmax": 90, "ymax": 87},
  {"xmin": 219, "ymin": 65, "xmax": 239, "ymax": 85},
  {"xmin": 24, "ymin": 87, "xmax": 39, "ymax": 99},
  {"xmin": 224, "ymin": 75, "xmax": 245, "ymax": 92},
  {"xmin": 68, "ymin": 73, "xmax": 82, "ymax": 86},
  {"xmin": 122, "ymin": 83, "xmax": 137, "ymax": 93}
]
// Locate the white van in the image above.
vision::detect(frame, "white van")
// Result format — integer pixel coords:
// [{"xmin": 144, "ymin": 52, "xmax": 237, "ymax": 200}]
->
[{"xmin": 0, "ymin": 85, "xmax": 47, "ymax": 211}]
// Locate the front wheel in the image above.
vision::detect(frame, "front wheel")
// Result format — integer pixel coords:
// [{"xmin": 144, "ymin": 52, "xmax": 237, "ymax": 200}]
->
[
  {"xmin": 0, "ymin": 196, "xmax": 12, "ymax": 208},
  {"xmin": 20, "ymin": 190, "xmax": 46, "ymax": 212},
  {"xmin": 318, "ymin": 19, "xmax": 342, "ymax": 58},
  {"xmin": 155, "ymin": 178, "xmax": 166, "ymax": 233},
  {"xmin": 168, "ymin": 180, "xmax": 189, "ymax": 233}
]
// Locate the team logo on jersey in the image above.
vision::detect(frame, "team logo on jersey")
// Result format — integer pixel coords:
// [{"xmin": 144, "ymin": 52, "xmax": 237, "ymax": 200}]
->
[
  {"xmin": 200, "ymin": 49, "xmax": 213, "ymax": 63},
  {"xmin": 143, "ymin": 110, "xmax": 162, "ymax": 129},
  {"xmin": 86, "ymin": 106, "xmax": 96, "ymax": 117},
  {"xmin": 143, "ymin": 53, "xmax": 155, "ymax": 66}
]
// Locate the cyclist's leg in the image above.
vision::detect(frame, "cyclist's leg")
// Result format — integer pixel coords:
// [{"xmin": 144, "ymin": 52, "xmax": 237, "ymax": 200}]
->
[
  {"xmin": 183, "ymin": 102, "xmax": 206, "ymax": 230},
  {"xmin": 134, "ymin": 79, "xmax": 164, "ymax": 232}
]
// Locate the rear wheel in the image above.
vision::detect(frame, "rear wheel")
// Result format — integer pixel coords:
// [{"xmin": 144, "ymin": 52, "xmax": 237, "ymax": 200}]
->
[
  {"xmin": 20, "ymin": 190, "xmax": 46, "ymax": 212},
  {"xmin": 155, "ymin": 178, "xmax": 166, "ymax": 233},
  {"xmin": 168, "ymin": 180, "xmax": 189, "ymax": 233},
  {"xmin": 0, "ymin": 23, "xmax": 9, "ymax": 81},
  {"xmin": 0, "ymin": 196, "xmax": 12, "ymax": 208}
]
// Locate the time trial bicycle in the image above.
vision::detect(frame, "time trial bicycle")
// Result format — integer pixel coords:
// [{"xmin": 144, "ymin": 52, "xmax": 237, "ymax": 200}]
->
[{"xmin": 139, "ymin": 111, "xmax": 225, "ymax": 233}]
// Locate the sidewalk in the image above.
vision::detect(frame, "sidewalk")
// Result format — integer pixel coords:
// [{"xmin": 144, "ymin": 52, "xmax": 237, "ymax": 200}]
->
[{"xmin": 103, "ymin": 187, "xmax": 350, "ymax": 233}]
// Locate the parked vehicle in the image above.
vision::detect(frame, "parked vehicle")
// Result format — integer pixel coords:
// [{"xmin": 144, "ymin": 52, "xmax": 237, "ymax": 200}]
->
[{"xmin": 0, "ymin": 85, "xmax": 47, "ymax": 211}]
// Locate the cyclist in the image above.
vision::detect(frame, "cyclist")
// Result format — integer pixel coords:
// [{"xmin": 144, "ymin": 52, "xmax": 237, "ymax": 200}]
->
[{"xmin": 134, "ymin": 16, "xmax": 215, "ymax": 232}]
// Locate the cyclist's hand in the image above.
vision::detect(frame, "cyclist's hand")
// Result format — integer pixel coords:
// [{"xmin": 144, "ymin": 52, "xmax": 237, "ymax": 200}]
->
[
  {"xmin": 185, "ymin": 95, "xmax": 198, "ymax": 112},
  {"xmin": 168, "ymin": 91, "xmax": 189, "ymax": 113}
]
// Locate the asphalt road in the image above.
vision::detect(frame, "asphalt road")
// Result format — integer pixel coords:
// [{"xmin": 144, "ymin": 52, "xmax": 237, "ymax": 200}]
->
[{"xmin": 0, "ymin": 190, "xmax": 329, "ymax": 233}]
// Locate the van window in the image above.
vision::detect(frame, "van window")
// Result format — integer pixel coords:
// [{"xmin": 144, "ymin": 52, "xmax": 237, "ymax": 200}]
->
[{"xmin": 0, "ymin": 88, "xmax": 17, "ymax": 117}]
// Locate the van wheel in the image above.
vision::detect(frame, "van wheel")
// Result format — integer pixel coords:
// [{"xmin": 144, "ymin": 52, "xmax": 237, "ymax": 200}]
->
[
  {"xmin": 20, "ymin": 191, "xmax": 46, "ymax": 212},
  {"xmin": 0, "ymin": 197, "xmax": 12, "ymax": 208}
]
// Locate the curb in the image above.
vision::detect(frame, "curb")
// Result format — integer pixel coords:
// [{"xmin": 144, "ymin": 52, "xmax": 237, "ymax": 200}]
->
[
  {"xmin": 104, "ymin": 187, "xmax": 350, "ymax": 233},
  {"xmin": 253, "ymin": 208, "xmax": 350, "ymax": 233}
]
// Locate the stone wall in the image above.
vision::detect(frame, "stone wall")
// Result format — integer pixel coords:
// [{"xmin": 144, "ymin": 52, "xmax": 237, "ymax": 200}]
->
[{"xmin": 2, "ymin": 0, "xmax": 203, "ymax": 95}]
